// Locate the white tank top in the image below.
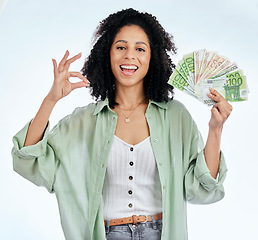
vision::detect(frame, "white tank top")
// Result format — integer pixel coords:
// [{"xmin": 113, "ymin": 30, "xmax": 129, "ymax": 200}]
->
[{"xmin": 102, "ymin": 135, "xmax": 162, "ymax": 220}]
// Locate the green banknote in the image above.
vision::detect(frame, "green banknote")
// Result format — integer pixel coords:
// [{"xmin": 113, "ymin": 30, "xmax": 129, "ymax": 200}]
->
[
  {"xmin": 200, "ymin": 78, "xmax": 228, "ymax": 105},
  {"xmin": 178, "ymin": 59, "xmax": 190, "ymax": 80},
  {"xmin": 182, "ymin": 53, "xmax": 195, "ymax": 88},
  {"xmin": 169, "ymin": 69, "xmax": 196, "ymax": 98},
  {"xmin": 174, "ymin": 63, "xmax": 195, "ymax": 92},
  {"xmin": 200, "ymin": 74, "xmax": 248, "ymax": 105},
  {"xmin": 168, "ymin": 49, "xmax": 248, "ymax": 105},
  {"xmin": 224, "ymin": 70, "xmax": 248, "ymax": 102},
  {"xmin": 183, "ymin": 52, "xmax": 194, "ymax": 75}
]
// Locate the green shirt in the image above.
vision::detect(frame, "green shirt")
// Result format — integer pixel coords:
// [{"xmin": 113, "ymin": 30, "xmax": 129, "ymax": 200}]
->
[{"xmin": 12, "ymin": 99, "xmax": 227, "ymax": 240}]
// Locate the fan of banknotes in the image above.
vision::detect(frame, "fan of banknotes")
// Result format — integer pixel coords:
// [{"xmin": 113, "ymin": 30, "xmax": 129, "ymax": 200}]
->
[{"xmin": 169, "ymin": 49, "xmax": 249, "ymax": 105}]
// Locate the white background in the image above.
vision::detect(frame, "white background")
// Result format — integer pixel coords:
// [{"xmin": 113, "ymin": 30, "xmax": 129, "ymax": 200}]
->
[{"xmin": 1, "ymin": 0, "xmax": 258, "ymax": 239}]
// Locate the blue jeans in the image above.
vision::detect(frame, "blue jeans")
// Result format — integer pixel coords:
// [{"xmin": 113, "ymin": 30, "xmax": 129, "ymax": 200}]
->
[{"xmin": 105, "ymin": 215, "xmax": 162, "ymax": 240}]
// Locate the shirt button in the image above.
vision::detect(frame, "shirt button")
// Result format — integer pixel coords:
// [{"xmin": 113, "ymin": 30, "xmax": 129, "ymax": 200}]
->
[
  {"xmin": 129, "ymin": 161, "xmax": 134, "ymax": 166},
  {"xmin": 129, "ymin": 176, "xmax": 133, "ymax": 180},
  {"xmin": 101, "ymin": 163, "xmax": 105, "ymax": 168},
  {"xmin": 128, "ymin": 190, "xmax": 133, "ymax": 195},
  {"xmin": 128, "ymin": 203, "xmax": 133, "ymax": 208},
  {"xmin": 130, "ymin": 147, "xmax": 134, "ymax": 151},
  {"xmin": 159, "ymin": 162, "xmax": 163, "ymax": 166},
  {"xmin": 112, "ymin": 116, "xmax": 116, "ymax": 120},
  {"xmin": 154, "ymin": 139, "xmax": 158, "ymax": 142}
]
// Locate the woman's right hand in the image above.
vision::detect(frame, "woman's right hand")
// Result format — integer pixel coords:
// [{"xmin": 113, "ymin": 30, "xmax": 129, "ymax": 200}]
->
[{"xmin": 47, "ymin": 50, "xmax": 90, "ymax": 103}]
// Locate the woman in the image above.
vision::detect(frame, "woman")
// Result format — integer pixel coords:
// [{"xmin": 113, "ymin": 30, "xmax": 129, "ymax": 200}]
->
[{"xmin": 12, "ymin": 8, "xmax": 232, "ymax": 240}]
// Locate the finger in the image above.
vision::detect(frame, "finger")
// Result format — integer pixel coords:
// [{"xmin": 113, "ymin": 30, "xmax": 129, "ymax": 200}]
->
[
  {"xmin": 210, "ymin": 106, "xmax": 225, "ymax": 128},
  {"xmin": 58, "ymin": 50, "xmax": 70, "ymax": 71},
  {"xmin": 227, "ymin": 103, "xmax": 233, "ymax": 112},
  {"xmin": 214, "ymin": 102, "xmax": 231, "ymax": 120},
  {"xmin": 211, "ymin": 106, "xmax": 222, "ymax": 120},
  {"xmin": 213, "ymin": 94, "xmax": 233, "ymax": 113},
  {"xmin": 208, "ymin": 88, "xmax": 225, "ymax": 103},
  {"xmin": 52, "ymin": 58, "xmax": 58, "ymax": 78},
  {"xmin": 222, "ymin": 102, "xmax": 233, "ymax": 113},
  {"xmin": 63, "ymin": 52, "xmax": 82, "ymax": 71},
  {"xmin": 71, "ymin": 81, "xmax": 89, "ymax": 90},
  {"xmin": 69, "ymin": 72, "xmax": 90, "ymax": 84}
]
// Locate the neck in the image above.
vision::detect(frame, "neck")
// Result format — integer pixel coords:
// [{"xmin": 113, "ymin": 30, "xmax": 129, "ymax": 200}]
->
[{"xmin": 115, "ymin": 85, "xmax": 146, "ymax": 108}]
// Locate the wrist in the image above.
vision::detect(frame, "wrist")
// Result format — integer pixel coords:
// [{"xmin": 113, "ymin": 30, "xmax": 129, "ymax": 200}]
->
[
  {"xmin": 44, "ymin": 95, "xmax": 58, "ymax": 107},
  {"xmin": 208, "ymin": 125, "xmax": 223, "ymax": 138}
]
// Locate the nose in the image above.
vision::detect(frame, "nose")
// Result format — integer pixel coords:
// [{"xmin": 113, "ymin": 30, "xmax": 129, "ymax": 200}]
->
[{"xmin": 124, "ymin": 48, "xmax": 135, "ymax": 60}]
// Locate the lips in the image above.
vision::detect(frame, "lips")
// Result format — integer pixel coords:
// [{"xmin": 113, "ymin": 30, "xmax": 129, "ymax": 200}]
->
[{"xmin": 120, "ymin": 64, "xmax": 138, "ymax": 76}]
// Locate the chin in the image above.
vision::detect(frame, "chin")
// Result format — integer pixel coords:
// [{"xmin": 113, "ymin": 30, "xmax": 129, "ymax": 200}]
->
[{"xmin": 116, "ymin": 78, "xmax": 144, "ymax": 88}]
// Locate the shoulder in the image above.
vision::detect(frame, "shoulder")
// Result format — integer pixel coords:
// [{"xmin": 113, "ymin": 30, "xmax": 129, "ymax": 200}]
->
[
  {"xmin": 53, "ymin": 101, "xmax": 101, "ymax": 132},
  {"xmin": 166, "ymin": 100, "xmax": 200, "ymax": 141},
  {"xmin": 165, "ymin": 99, "xmax": 198, "ymax": 131},
  {"xmin": 166, "ymin": 99, "xmax": 191, "ymax": 117},
  {"xmin": 70, "ymin": 102, "xmax": 98, "ymax": 118}
]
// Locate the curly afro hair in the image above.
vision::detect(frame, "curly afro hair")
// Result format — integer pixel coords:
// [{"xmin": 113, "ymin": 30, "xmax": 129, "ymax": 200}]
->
[{"xmin": 81, "ymin": 8, "xmax": 177, "ymax": 108}]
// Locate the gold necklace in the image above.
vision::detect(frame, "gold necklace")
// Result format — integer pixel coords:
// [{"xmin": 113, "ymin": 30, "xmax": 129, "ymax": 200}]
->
[{"xmin": 116, "ymin": 98, "xmax": 145, "ymax": 123}]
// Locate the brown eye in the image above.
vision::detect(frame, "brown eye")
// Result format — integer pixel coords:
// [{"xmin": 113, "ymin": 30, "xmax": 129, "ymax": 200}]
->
[
  {"xmin": 117, "ymin": 46, "xmax": 126, "ymax": 50},
  {"xmin": 137, "ymin": 48, "xmax": 145, "ymax": 52}
]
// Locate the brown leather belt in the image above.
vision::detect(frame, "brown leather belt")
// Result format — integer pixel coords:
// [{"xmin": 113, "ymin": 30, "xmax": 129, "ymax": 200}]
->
[{"xmin": 104, "ymin": 213, "xmax": 162, "ymax": 227}]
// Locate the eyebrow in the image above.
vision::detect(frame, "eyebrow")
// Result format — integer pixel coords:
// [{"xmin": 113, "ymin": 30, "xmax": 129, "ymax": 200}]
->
[{"xmin": 114, "ymin": 40, "xmax": 148, "ymax": 47}]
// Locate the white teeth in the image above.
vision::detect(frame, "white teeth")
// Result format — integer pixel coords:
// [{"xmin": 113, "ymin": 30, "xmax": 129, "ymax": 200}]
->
[{"xmin": 121, "ymin": 65, "xmax": 138, "ymax": 70}]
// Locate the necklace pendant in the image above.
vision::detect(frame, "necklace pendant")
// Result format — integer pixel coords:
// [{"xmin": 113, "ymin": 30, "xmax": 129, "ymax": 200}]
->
[{"xmin": 125, "ymin": 118, "xmax": 130, "ymax": 123}]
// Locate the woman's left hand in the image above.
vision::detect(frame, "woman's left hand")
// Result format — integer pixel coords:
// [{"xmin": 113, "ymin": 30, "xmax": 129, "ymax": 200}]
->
[{"xmin": 208, "ymin": 88, "xmax": 233, "ymax": 130}]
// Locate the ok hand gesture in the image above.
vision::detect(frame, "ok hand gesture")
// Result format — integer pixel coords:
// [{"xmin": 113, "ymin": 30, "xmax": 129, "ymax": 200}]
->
[{"xmin": 47, "ymin": 50, "xmax": 90, "ymax": 103}]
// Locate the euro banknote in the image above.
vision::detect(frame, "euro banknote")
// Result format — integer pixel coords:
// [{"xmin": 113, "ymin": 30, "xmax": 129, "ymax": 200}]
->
[{"xmin": 168, "ymin": 49, "xmax": 249, "ymax": 105}]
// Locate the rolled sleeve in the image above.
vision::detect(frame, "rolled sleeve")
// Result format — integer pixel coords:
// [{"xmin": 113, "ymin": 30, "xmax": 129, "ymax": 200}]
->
[
  {"xmin": 13, "ymin": 121, "xmax": 50, "ymax": 158},
  {"xmin": 12, "ymin": 121, "xmax": 59, "ymax": 193},
  {"xmin": 185, "ymin": 149, "xmax": 228, "ymax": 205},
  {"xmin": 194, "ymin": 149, "xmax": 227, "ymax": 191}
]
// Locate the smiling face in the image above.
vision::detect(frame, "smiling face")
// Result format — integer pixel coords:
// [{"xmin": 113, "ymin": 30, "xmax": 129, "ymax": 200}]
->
[{"xmin": 110, "ymin": 25, "xmax": 151, "ymax": 89}]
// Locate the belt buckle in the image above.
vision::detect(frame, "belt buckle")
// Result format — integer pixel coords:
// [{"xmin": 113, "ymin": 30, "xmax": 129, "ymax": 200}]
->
[{"xmin": 139, "ymin": 215, "xmax": 148, "ymax": 224}]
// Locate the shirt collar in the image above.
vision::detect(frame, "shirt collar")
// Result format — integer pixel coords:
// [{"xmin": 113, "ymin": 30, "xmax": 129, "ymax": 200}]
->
[
  {"xmin": 93, "ymin": 98, "xmax": 168, "ymax": 115},
  {"xmin": 93, "ymin": 99, "xmax": 109, "ymax": 115},
  {"xmin": 149, "ymin": 100, "xmax": 168, "ymax": 110}
]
